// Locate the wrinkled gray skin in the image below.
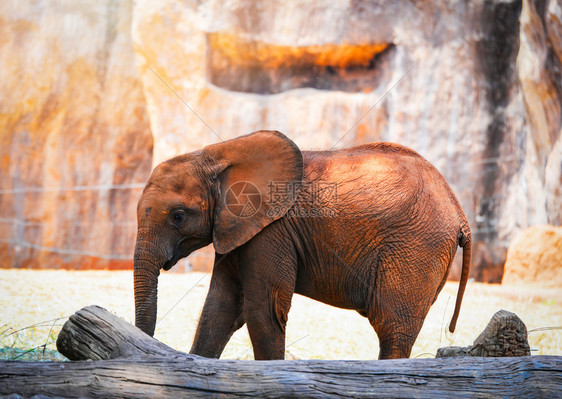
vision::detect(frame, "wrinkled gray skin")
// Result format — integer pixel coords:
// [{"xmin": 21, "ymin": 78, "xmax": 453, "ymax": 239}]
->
[{"xmin": 134, "ymin": 130, "xmax": 471, "ymax": 360}]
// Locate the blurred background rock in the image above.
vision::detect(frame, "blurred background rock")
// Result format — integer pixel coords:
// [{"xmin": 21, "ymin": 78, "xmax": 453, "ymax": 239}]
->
[{"xmin": 0, "ymin": 0, "xmax": 560, "ymax": 283}]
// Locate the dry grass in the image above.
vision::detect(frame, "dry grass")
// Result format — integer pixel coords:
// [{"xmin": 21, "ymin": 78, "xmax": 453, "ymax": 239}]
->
[{"xmin": 0, "ymin": 269, "xmax": 560, "ymax": 360}]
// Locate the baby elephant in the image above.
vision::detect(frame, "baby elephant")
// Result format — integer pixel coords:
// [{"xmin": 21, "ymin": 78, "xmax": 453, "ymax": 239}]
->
[{"xmin": 133, "ymin": 130, "xmax": 471, "ymax": 360}]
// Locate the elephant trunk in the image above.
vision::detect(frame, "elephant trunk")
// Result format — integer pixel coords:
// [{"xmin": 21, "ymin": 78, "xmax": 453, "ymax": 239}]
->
[{"xmin": 133, "ymin": 235, "xmax": 163, "ymax": 337}]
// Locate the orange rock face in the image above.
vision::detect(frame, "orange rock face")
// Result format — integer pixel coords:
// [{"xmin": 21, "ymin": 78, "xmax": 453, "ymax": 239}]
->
[
  {"xmin": 1, "ymin": 0, "xmax": 561, "ymax": 281},
  {"xmin": 0, "ymin": 1, "xmax": 153, "ymax": 269}
]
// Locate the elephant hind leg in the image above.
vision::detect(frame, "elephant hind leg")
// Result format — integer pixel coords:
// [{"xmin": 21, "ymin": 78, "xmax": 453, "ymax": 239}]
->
[
  {"xmin": 368, "ymin": 277, "xmax": 434, "ymax": 359},
  {"xmin": 372, "ymin": 314, "xmax": 428, "ymax": 359}
]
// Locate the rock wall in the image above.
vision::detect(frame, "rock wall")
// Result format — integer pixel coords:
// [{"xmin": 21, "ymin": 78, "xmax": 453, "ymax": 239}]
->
[
  {"xmin": 0, "ymin": 0, "xmax": 560, "ymax": 281},
  {"xmin": 0, "ymin": 0, "xmax": 153, "ymax": 269},
  {"xmin": 517, "ymin": 0, "xmax": 562, "ymax": 229},
  {"xmin": 131, "ymin": 0, "xmax": 561, "ymax": 281}
]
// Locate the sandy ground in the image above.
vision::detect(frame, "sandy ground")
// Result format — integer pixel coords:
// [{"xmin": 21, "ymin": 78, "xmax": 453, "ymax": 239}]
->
[{"xmin": 1, "ymin": 269, "xmax": 560, "ymax": 360}]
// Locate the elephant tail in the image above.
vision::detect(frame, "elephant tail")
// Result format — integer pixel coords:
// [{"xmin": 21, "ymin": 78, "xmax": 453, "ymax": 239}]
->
[{"xmin": 449, "ymin": 221, "xmax": 472, "ymax": 333}]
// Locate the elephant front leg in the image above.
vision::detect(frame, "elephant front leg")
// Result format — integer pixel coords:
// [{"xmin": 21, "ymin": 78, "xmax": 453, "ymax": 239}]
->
[
  {"xmin": 235, "ymin": 226, "xmax": 298, "ymax": 360},
  {"xmin": 244, "ymin": 288, "xmax": 293, "ymax": 360},
  {"xmin": 190, "ymin": 258, "xmax": 244, "ymax": 358}
]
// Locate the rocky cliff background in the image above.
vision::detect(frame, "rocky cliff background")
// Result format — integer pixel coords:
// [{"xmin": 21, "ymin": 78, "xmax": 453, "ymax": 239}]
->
[{"xmin": 1, "ymin": 0, "xmax": 560, "ymax": 282}]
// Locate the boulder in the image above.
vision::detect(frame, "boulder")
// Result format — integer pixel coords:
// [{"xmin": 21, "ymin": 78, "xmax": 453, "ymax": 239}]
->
[
  {"xmin": 502, "ymin": 225, "xmax": 562, "ymax": 287},
  {"xmin": 437, "ymin": 310, "xmax": 531, "ymax": 357}
]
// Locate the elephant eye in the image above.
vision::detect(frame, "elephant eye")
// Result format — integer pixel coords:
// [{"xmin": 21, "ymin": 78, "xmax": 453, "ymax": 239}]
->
[{"xmin": 171, "ymin": 209, "xmax": 187, "ymax": 227}]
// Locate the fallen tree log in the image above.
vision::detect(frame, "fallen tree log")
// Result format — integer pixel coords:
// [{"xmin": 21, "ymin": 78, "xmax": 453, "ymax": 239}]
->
[{"xmin": 0, "ymin": 305, "xmax": 560, "ymax": 398}]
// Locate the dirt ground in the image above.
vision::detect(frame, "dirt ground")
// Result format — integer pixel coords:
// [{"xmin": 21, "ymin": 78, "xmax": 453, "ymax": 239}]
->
[{"xmin": 1, "ymin": 269, "xmax": 560, "ymax": 360}]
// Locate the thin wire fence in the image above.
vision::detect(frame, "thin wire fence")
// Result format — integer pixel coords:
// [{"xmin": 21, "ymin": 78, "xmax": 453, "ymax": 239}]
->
[
  {"xmin": 0, "ymin": 182, "xmax": 515, "ymax": 262},
  {"xmin": 0, "ymin": 183, "xmax": 145, "ymax": 195},
  {"xmin": 0, "ymin": 183, "xmax": 146, "ymax": 262}
]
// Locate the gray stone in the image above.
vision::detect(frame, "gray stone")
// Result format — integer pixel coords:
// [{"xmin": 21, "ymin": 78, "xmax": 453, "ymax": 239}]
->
[{"xmin": 437, "ymin": 310, "xmax": 531, "ymax": 357}]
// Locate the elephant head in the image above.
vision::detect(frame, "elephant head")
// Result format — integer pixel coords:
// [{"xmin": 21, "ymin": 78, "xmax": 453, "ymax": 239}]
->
[{"xmin": 133, "ymin": 130, "xmax": 303, "ymax": 336}]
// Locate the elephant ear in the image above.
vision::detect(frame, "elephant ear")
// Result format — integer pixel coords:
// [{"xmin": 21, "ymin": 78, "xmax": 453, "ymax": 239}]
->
[{"xmin": 201, "ymin": 130, "xmax": 303, "ymax": 254}]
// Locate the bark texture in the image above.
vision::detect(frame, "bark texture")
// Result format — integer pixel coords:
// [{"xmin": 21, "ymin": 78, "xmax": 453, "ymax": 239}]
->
[
  {"xmin": 1, "ymin": 355, "xmax": 560, "ymax": 399},
  {"xmin": 1, "ymin": 306, "xmax": 557, "ymax": 398}
]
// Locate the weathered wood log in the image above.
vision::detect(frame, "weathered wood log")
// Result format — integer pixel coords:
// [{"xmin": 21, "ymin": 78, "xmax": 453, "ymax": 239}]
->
[
  {"xmin": 55, "ymin": 305, "xmax": 178, "ymax": 360},
  {"xmin": 0, "ymin": 306, "xmax": 560, "ymax": 399},
  {"xmin": 436, "ymin": 309, "xmax": 531, "ymax": 358},
  {"xmin": 2, "ymin": 355, "xmax": 561, "ymax": 398}
]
